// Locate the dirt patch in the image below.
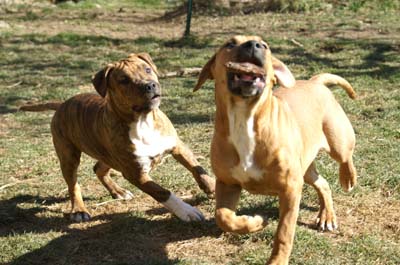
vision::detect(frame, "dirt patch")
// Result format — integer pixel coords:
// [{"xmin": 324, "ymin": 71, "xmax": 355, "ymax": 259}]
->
[
  {"xmin": 298, "ymin": 191, "xmax": 400, "ymax": 243},
  {"xmin": 2, "ymin": 4, "xmax": 185, "ymax": 40},
  {"xmin": 3, "ymin": 3, "xmax": 399, "ymax": 43},
  {"xmin": 336, "ymin": 193, "xmax": 400, "ymax": 241}
]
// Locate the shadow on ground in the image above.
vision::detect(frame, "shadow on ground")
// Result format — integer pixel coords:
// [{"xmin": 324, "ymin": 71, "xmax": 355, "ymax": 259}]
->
[
  {"xmin": 0, "ymin": 195, "xmax": 221, "ymax": 265},
  {"xmin": 1, "ymin": 194, "xmax": 222, "ymax": 265},
  {"xmin": 1, "ymin": 193, "xmax": 322, "ymax": 265}
]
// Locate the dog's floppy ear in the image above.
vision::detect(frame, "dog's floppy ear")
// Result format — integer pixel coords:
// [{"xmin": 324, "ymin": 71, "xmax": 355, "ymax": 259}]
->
[
  {"xmin": 272, "ymin": 56, "xmax": 296, "ymax": 88},
  {"xmin": 193, "ymin": 54, "xmax": 216, "ymax": 91},
  {"xmin": 92, "ymin": 65, "xmax": 113, "ymax": 97},
  {"xmin": 137, "ymin": 52, "xmax": 159, "ymax": 76}
]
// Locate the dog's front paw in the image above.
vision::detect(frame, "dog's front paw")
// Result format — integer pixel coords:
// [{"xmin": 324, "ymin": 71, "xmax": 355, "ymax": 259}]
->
[
  {"xmin": 70, "ymin": 211, "xmax": 91, "ymax": 222},
  {"xmin": 216, "ymin": 209, "xmax": 267, "ymax": 234},
  {"xmin": 316, "ymin": 209, "xmax": 338, "ymax": 231},
  {"xmin": 175, "ymin": 203, "xmax": 205, "ymax": 222},
  {"xmin": 244, "ymin": 214, "xmax": 267, "ymax": 233},
  {"xmin": 162, "ymin": 193, "xmax": 205, "ymax": 222},
  {"xmin": 111, "ymin": 188, "xmax": 134, "ymax": 200}
]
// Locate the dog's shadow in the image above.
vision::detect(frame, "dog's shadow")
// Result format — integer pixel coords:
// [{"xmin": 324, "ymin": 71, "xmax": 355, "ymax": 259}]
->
[
  {"xmin": 1, "ymin": 195, "xmax": 222, "ymax": 265},
  {"xmin": 1, "ymin": 194, "xmax": 320, "ymax": 264}
]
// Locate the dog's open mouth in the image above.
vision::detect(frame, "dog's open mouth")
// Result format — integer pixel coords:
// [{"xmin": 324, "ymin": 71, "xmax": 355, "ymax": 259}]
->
[
  {"xmin": 132, "ymin": 94, "xmax": 161, "ymax": 113},
  {"xmin": 151, "ymin": 94, "xmax": 161, "ymax": 101},
  {"xmin": 225, "ymin": 62, "xmax": 266, "ymax": 98}
]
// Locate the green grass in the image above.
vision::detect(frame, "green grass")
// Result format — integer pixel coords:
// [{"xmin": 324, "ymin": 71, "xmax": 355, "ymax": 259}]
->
[
  {"xmin": 1, "ymin": 1, "xmax": 400, "ymax": 264},
  {"xmin": 55, "ymin": 0, "xmax": 170, "ymax": 10}
]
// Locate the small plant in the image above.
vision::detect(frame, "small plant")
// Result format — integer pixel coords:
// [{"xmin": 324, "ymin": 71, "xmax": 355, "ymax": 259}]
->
[{"xmin": 23, "ymin": 11, "xmax": 40, "ymax": 21}]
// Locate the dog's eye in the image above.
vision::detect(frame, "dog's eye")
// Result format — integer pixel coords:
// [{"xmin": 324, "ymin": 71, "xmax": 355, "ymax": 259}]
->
[
  {"xmin": 225, "ymin": 42, "xmax": 236, "ymax": 49},
  {"xmin": 119, "ymin": 76, "xmax": 130, "ymax": 84},
  {"xmin": 145, "ymin": 67, "xmax": 152, "ymax": 74},
  {"xmin": 262, "ymin": 43, "xmax": 268, "ymax": 49}
]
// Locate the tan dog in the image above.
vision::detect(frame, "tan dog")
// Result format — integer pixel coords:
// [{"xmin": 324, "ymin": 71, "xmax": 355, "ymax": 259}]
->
[
  {"xmin": 21, "ymin": 53, "xmax": 215, "ymax": 222},
  {"xmin": 194, "ymin": 36, "xmax": 357, "ymax": 264}
]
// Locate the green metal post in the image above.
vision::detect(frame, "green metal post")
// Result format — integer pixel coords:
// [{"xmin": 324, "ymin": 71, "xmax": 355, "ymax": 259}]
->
[{"xmin": 184, "ymin": 0, "xmax": 193, "ymax": 37}]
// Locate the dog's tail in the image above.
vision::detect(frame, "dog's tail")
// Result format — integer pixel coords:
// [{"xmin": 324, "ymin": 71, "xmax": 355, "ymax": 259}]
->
[
  {"xmin": 310, "ymin": 73, "xmax": 356, "ymax": 99},
  {"xmin": 19, "ymin": 101, "xmax": 62, "ymax": 112}
]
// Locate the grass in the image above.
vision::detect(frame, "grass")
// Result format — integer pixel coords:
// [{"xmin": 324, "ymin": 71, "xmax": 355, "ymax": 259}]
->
[{"xmin": 1, "ymin": 1, "xmax": 400, "ymax": 264}]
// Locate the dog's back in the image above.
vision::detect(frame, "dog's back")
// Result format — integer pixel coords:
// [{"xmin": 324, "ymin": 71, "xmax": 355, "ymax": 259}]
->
[{"xmin": 51, "ymin": 93, "xmax": 113, "ymax": 161}]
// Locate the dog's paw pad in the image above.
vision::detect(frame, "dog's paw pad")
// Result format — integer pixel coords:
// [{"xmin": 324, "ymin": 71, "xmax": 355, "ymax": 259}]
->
[{"xmin": 70, "ymin": 212, "xmax": 91, "ymax": 222}]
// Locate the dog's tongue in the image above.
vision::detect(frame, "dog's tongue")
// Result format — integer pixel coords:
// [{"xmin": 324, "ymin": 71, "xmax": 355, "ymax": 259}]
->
[{"xmin": 241, "ymin": 74, "xmax": 255, "ymax": 81}]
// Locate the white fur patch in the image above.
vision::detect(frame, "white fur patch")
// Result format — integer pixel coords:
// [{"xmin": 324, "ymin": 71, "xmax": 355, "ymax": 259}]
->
[
  {"xmin": 228, "ymin": 103, "xmax": 264, "ymax": 183},
  {"xmin": 129, "ymin": 114, "xmax": 176, "ymax": 172},
  {"xmin": 162, "ymin": 193, "xmax": 204, "ymax": 221}
]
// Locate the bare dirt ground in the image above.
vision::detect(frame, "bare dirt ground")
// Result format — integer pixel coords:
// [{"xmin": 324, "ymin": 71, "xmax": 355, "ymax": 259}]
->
[{"xmin": 2, "ymin": 1, "xmax": 398, "ymax": 42}]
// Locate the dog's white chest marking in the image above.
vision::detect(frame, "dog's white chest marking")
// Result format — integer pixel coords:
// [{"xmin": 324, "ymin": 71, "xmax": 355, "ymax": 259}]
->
[
  {"xmin": 228, "ymin": 104, "xmax": 264, "ymax": 183},
  {"xmin": 129, "ymin": 114, "xmax": 176, "ymax": 172}
]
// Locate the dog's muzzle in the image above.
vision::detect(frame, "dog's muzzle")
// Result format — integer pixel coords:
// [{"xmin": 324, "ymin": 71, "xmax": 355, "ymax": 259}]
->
[
  {"xmin": 143, "ymin": 81, "xmax": 161, "ymax": 103},
  {"xmin": 226, "ymin": 40, "xmax": 267, "ymax": 98},
  {"xmin": 132, "ymin": 81, "xmax": 161, "ymax": 112},
  {"xmin": 226, "ymin": 62, "xmax": 266, "ymax": 98}
]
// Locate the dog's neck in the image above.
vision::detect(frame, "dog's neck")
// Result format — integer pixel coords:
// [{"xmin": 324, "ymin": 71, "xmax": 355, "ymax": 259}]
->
[{"xmin": 215, "ymin": 87, "xmax": 274, "ymax": 136}]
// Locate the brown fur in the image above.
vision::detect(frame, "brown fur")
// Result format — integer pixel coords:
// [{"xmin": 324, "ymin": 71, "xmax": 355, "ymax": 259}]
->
[
  {"xmin": 21, "ymin": 53, "xmax": 215, "ymax": 222},
  {"xmin": 195, "ymin": 36, "xmax": 357, "ymax": 264}
]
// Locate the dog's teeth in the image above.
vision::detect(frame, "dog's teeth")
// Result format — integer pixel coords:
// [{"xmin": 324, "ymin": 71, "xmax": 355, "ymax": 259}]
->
[{"xmin": 234, "ymin": 74, "xmax": 240, "ymax": 81}]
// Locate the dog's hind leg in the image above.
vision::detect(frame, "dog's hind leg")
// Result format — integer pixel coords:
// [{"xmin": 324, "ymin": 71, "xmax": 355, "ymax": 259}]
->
[
  {"xmin": 323, "ymin": 108, "xmax": 357, "ymax": 192},
  {"xmin": 53, "ymin": 140, "xmax": 90, "ymax": 222},
  {"xmin": 93, "ymin": 161, "xmax": 133, "ymax": 200},
  {"xmin": 215, "ymin": 180, "xmax": 266, "ymax": 234},
  {"xmin": 304, "ymin": 163, "xmax": 337, "ymax": 231},
  {"xmin": 338, "ymin": 157, "xmax": 357, "ymax": 192}
]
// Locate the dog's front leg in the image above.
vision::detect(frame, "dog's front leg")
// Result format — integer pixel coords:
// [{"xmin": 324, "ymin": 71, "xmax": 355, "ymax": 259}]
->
[
  {"xmin": 215, "ymin": 180, "xmax": 266, "ymax": 234},
  {"xmin": 172, "ymin": 139, "xmax": 215, "ymax": 195},
  {"xmin": 268, "ymin": 188, "xmax": 302, "ymax": 265},
  {"xmin": 124, "ymin": 171, "xmax": 205, "ymax": 221}
]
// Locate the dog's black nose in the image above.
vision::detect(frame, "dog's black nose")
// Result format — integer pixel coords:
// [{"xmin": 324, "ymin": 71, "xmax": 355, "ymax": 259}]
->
[
  {"xmin": 242, "ymin": 40, "xmax": 263, "ymax": 51},
  {"xmin": 238, "ymin": 40, "xmax": 265, "ymax": 67},
  {"xmin": 144, "ymin": 81, "xmax": 159, "ymax": 93}
]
